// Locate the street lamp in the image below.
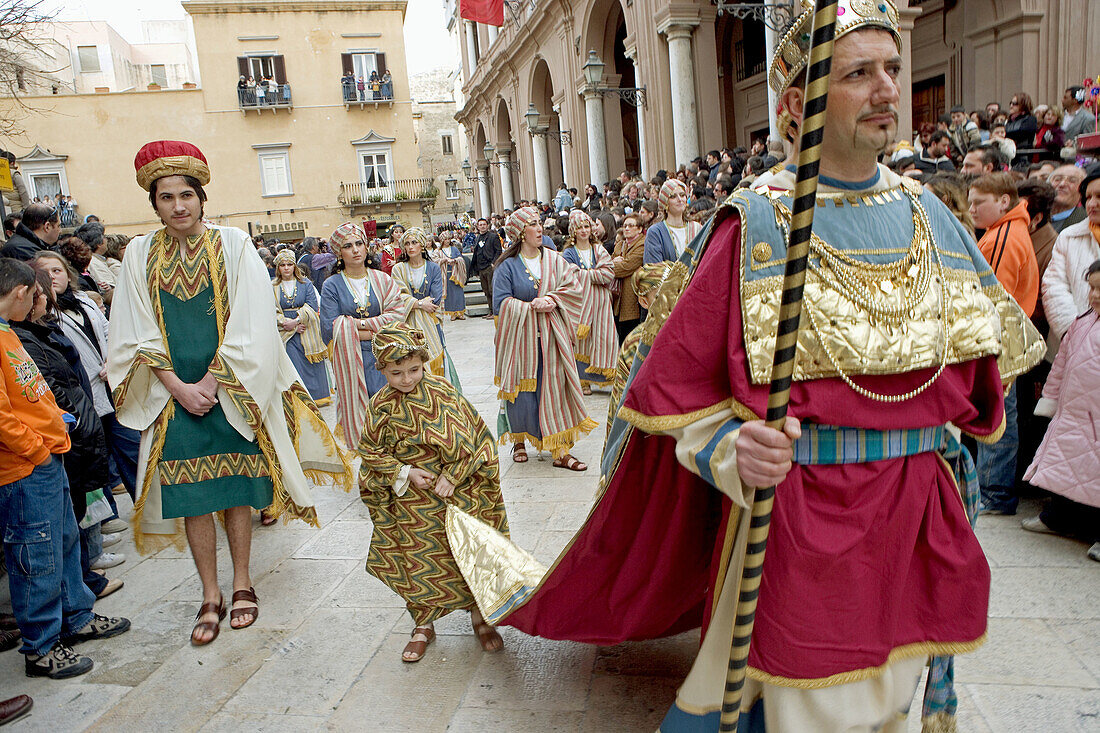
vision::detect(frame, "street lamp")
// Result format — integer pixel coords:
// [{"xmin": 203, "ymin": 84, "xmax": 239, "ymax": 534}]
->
[
  {"xmin": 482, "ymin": 141, "xmax": 495, "ymax": 161},
  {"xmin": 582, "ymin": 50, "xmax": 647, "ymax": 107},
  {"xmin": 525, "ymin": 103, "xmax": 572, "ymax": 145},
  {"xmin": 446, "ymin": 174, "xmax": 472, "ymax": 195},
  {"xmin": 485, "ymin": 141, "xmax": 521, "ymax": 171},
  {"xmin": 461, "ymin": 157, "xmax": 490, "ymax": 184}
]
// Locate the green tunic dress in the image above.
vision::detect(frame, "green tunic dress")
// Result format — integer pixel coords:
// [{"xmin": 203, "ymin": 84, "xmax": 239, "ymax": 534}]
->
[{"xmin": 153, "ymin": 234, "xmax": 274, "ymax": 518}]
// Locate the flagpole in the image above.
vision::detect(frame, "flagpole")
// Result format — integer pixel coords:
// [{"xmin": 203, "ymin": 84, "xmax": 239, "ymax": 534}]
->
[{"xmin": 717, "ymin": 1, "xmax": 840, "ymax": 729}]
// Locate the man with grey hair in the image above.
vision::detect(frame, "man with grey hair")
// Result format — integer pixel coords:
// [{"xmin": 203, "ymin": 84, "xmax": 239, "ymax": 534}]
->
[{"xmin": 1048, "ymin": 164, "xmax": 1087, "ymax": 232}]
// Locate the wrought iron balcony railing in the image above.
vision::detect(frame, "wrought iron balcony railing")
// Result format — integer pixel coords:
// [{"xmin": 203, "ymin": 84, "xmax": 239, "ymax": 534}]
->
[{"xmin": 338, "ymin": 178, "xmax": 439, "ymax": 206}]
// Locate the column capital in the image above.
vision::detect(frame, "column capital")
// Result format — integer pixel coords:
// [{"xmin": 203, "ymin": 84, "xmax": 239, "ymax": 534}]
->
[
  {"xmin": 496, "ymin": 144, "xmax": 513, "ymax": 158},
  {"xmin": 655, "ymin": 4, "xmax": 702, "ymax": 36},
  {"xmin": 661, "ymin": 23, "xmax": 698, "ymax": 42}
]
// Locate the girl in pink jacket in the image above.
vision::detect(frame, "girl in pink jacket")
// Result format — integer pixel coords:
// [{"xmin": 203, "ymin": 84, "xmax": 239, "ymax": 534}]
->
[{"xmin": 1023, "ymin": 258, "xmax": 1100, "ymax": 562}]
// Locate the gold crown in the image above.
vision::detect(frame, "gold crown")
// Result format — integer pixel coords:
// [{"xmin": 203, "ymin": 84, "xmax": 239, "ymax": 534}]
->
[{"xmin": 769, "ymin": 0, "xmax": 901, "ymax": 96}]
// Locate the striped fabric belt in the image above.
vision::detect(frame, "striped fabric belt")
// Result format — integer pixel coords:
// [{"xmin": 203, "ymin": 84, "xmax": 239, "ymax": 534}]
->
[{"xmin": 792, "ymin": 424, "xmax": 979, "ymax": 522}]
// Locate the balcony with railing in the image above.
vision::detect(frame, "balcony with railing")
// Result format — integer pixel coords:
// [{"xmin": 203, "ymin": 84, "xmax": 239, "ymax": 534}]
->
[
  {"xmin": 338, "ymin": 178, "xmax": 438, "ymax": 210},
  {"xmin": 238, "ymin": 84, "xmax": 292, "ymax": 113},
  {"xmin": 341, "ymin": 78, "xmax": 395, "ymax": 109}
]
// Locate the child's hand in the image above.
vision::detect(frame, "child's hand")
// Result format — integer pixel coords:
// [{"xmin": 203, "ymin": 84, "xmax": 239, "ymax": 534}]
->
[
  {"xmin": 408, "ymin": 468, "xmax": 434, "ymax": 490},
  {"xmin": 433, "ymin": 475, "xmax": 455, "ymax": 498}
]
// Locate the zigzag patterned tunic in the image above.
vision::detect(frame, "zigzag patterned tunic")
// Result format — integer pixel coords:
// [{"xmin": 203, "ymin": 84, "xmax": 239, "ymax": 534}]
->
[{"xmin": 358, "ymin": 373, "xmax": 508, "ymax": 625}]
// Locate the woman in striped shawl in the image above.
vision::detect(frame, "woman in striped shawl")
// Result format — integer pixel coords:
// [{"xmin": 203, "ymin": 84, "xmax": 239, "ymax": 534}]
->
[
  {"xmin": 320, "ymin": 222, "xmax": 410, "ymax": 447},
  {"xmin": 561, "ymin": 210, "xmax": 618, "ymax": 395},
  {"xmin": 492, "ymin": 206, "xmax": 597, "ymax": 470}
]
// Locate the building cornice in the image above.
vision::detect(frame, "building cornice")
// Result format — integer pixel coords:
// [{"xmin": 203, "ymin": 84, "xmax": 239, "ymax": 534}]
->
[{"xmin": 183, "ymin": 0, "xmax": 407, "ymax": 16}]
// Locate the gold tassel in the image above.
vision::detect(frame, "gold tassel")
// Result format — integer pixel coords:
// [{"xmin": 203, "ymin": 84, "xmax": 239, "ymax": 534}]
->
[{"xmin": 921, "ymin": 712, "xmax": 958, "ymax": 733}]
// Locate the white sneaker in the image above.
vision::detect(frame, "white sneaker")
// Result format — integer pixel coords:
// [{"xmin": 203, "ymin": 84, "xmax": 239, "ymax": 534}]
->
[
  {"xmin": 101, "ymin": 532, "xmax": 123, "ymax": 548},
  {"xmin": 1088, "ymin": 543, "xmax": 1100, "ymax": 563},
  {"xmin": 100, "ymin": 519, "xmax": 128, "ymax": 535},
  {"xmin": 90, "ymin": 552, "xmax": 126, "ymax": 570}
]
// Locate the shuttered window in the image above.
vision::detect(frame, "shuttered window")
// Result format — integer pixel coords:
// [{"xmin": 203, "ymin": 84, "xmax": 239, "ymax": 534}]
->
[
  {"xmin": 256, "ymin": 148, "xmax": 292, "ymax": 196},
  {"xmin": 78, "ymin": 46, "xmax": 100, "ymax": 72}
]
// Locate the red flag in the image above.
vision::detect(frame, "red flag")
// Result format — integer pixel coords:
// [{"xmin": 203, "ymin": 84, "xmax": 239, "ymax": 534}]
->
[{"xmin": 460, "ymin": 0, "xmax": 503, "ymax": 27}]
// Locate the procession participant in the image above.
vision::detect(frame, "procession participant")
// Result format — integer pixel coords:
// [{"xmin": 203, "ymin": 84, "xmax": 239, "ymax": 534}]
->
[
  {"xmin": 493, "ymin": 206, "xmax": 596, "ymax": 470},
  {"xmin": 320, "ymin": 221, "xmax": 410, "ymax": 448},
  {"xmin": 273, "ymin": 250, "xmax": 331, "ymax": 405},
  {"xmin": 380, "ymin": 224, "xmax": 404, "ymax": 274},
  {"xmin": 389, "ymin": 227, "xmax": 461, "ymax": 388},
  {"xmin": 605, "ymin": 262, "xmax": 669, "ymax": 437},
  {"xmin": 450, "ymin": 4, "xmax": 1043, "ymax": 731},
  {"xmin": 109, "ymin": 141, "xmax": 349, "ymax": 646},
  {"xmin": 357, "ymin": 323, "xmax": 509, "ymax": 662},
  {"xmin": 561, "ymin": 210, "xmax": 618, "ymax": 395},
  {"xmin": 642, "ymin": 179, "xmax": 702, "ymax": 264},
  {"xmin": 439, "ymin": 235, "xmax": 468, "ymax": 320}
]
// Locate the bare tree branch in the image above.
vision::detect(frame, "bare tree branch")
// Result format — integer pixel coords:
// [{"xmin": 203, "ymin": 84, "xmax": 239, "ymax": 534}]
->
[{"xmin": 0, "ymin": 0, "xmax": 67, "ymax": 137}]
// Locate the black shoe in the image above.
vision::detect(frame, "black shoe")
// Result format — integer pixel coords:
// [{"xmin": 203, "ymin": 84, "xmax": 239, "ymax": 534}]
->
[
  {"xmin": 0, "ymin": 614, "xmax": 17, "ymax": 632},
  {"xmin": 62, "ymin": 614, "xmax": 131, "ymax": 645},
  {"xmin": 0, "ymin": 628, "xmax": 19, "ymax": 653},
  {"xmin": 25, "ymin": 642, "xmax": 93, "ymax": 679}
]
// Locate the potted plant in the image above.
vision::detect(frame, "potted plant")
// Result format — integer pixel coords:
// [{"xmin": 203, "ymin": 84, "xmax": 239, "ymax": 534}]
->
[
  {"xmin": 394, "ymin": 191, "xmax": 409, "ymax": 201},
  {"xmin": 368, "ymin": 193, "xmax": 383, "ymax": 203},
  {"xmin": 417, "ymin": 186, "xmax": 439, "ymax": 200}
]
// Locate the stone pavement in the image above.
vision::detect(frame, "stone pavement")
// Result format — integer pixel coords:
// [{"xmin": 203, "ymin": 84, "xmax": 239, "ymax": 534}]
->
[{"xmin": 1, "ymin": 317, "xmax": 1097, "ymax": 732}]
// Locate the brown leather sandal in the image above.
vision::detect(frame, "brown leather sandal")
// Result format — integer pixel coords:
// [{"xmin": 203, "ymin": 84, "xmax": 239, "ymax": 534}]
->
[
  {"xmin": 260, "ymin": 510, "xmax": 277, "ymax": 526},
  {"xmin": 512, "ymin": 443, "xmax": 528, "ymax": 463},
  {"xmin": 553, "ymin": 455, "xmax": 588, "ymax": 472},
  {"xmin": 230, "ymin": 587, "xmax": 259, "ymax": 629},
  {"xmin": 402, "ymin": 626, "xmax": 435, "ymax": 663},
  {"xmin": 191, "ymin": 596, "xmax": 226, "ymax": 646}
]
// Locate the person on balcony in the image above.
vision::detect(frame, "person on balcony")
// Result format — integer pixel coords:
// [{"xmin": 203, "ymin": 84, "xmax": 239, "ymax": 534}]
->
[
  {"xmin": 369, "ymin": 70, "xmax": 381, "ymax": 100},
  {"xmin": 381, "ymin": 70, "xmax": 393, "ymax": 100},
  {"xmin": 341, "ymin": 71, "xmax": 355, "ymax": 102},
  {"xmin": 356, "ymin": 76, "xmax": 366, "ymax": 101}
]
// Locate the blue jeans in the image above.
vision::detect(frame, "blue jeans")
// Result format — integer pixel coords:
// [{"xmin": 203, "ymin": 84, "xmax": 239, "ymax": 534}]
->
[
  {"xmin": 978, "ymin": 382, "xmax": 1019, "ymax": 512},
  {"xmin": 102, "ymin": 412, "xmax": 139, "ymax": 501},
  {"xmin": 0, "ymin": 457, "xmax": 96, "ymax": 655}
]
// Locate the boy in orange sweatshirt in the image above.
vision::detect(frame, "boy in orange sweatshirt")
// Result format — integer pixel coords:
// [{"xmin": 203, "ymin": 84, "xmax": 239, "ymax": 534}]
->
[
  {"xmin": 968, "ymin": 173, "xmax": 1041, "ymax": 515},
  {"xmin": 0, "ymin": 258, "xmax": 129, "ymax": 678}
]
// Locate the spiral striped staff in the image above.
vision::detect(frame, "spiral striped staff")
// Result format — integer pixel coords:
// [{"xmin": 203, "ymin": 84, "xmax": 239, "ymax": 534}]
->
[{"xmin": 717, "ymin": 0, "xmax": 840, "ymax": 729}]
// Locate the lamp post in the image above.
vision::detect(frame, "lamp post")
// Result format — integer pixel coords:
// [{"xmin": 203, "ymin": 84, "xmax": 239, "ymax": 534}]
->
[
  {"xmin": 582, "ymin": 50, "xmax": 647, "ymax": 107},
  {"xmin": 524, "ymin": 104, "xmax": 556, "ymax": 203}
]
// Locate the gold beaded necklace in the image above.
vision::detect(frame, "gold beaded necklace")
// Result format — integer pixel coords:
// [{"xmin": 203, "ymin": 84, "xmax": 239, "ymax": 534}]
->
[{"xmin": 774, "ymin": 187, "xmax": 950, "ymax": 402}]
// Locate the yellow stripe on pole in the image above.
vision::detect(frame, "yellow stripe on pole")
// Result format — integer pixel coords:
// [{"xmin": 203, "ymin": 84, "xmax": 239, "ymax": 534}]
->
[{"xmin": 716, "ymin": 1, "xmax": 840, "ymax": 730}]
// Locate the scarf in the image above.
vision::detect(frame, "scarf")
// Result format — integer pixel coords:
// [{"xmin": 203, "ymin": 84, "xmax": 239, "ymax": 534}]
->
[
  {"xmin": 571, "ymin": 245, "xmax": 618, "ymax": 377},
  {"xmin": 330, "ymin": 315, "xmax": 369, "ymax": 448}
]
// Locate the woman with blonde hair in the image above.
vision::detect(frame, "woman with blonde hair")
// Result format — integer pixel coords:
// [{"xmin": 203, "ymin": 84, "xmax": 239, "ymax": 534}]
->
[
  {"xmin": 924, "ymin": 173, "xmax": 976, "ymax": 240},
  {"xmin": 389, "ymin": 227, "xmax": 461, "ymax": 388},
  {"xmin": 561, "ymin": 210, "xmax": 617, "ymax": 394},
  {"xmin": 272, "ymin": 249, "xmax": 331, "ymax": 405}
]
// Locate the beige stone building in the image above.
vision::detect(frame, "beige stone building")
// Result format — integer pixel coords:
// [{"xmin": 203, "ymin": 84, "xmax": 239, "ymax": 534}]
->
[
  {"xmin": 410, "ymin": 68, "xmax": 474, "ymax": 225},
  {"xmin": 452, "ymin": 0, "xmax": 1100, "ymax": 217},
  {"xmin": 1, "ymin": 0, "xmax": 430, "ymax": 241}
]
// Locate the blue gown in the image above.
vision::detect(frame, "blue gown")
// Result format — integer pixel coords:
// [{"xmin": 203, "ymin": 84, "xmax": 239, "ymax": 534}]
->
[
  {"xmin": 320, "ymin": 273, "xmax": 388, "ymax": 396},
  {"xmin": 492, "ymin": 257, "xmax": 542, "ymax": 443},
  {"xmin": 276, "ymin": 280, "xmax": 332, "ymax": 403},
  {"xmin": 395, "ymin": 260, "xmax": 462, "ymax": 391},
  {"xmin": 440, "ymin": 245, "xmax": 468, "ymax": 315}
]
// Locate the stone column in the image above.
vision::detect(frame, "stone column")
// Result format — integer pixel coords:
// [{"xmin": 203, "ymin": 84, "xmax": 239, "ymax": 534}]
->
[
  {"xmin": 465, "ymin": 22, "xmax": 479, "ymax": 75},
  {"xmin": 630, "ymin": 55, "xmax": 648, "ymax": 180},
  {"xmin": 583, "ymin": 89, "xmax": 609, "ymax": 186},
  {"xmin": 487, "ymin": 25, "xmax": 499, "ymax": 46},
  {"xmin": 764, "ymin": 22, "xmax": 779, "ymax": 138},
  {"xmin": 552, "ymin": 104, "xmax": 571, "ymax": 189},
  {"xmin": 665, "ymin": 24, "xmax": 699, "ymax": 168},
  {"xmin": 497, "ymin": 147, "xmax": 515, "ymax": 209},
  {"xmin": 531, "ymin": 133, "xmax": 551, "ymax": 204},
  {"xmin": 897, "ymin": 1, "xmax": 920, "ymax": 143},
  {"xmin": 477, "ymin": 164, "xmax": 492, "ymax": 217}
]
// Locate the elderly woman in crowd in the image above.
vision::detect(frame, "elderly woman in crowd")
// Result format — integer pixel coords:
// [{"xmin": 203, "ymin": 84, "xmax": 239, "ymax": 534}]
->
[
  {"xmin": 389, "ymin": 227, "xmax": 461, "ymax": 388},
  {"xmin": 320, "ymin": 221, "xmax": 410, "ymax": 447},
  {"xmin": 561, "ymin": 210, "xmax": 617, "ymax": 395},
  {"xmin": 492, "ymin": 206, "xmax": 596, "ymax": 470}
]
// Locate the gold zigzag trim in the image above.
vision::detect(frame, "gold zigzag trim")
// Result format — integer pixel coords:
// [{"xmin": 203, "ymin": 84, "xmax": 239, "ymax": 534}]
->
[{"xmin": 745, "ymin": 634, "xmax": 987, "ymax": 689}]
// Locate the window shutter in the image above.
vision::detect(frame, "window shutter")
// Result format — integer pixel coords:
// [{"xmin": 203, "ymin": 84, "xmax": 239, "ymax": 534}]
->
[
  {"xmin": 237, "ymin": 57, "xmax": 249, "ymax": 78},
  {"xmin": 341, "ymin": 53, "xmax": 353, "ymax": 75},
  {"xmin": 376, "ymin": 53, "xmax": 387, "ymax": 74},
  {"xmin": 273, "ymin": 55, "xmax": 287, "ymax": 84}
]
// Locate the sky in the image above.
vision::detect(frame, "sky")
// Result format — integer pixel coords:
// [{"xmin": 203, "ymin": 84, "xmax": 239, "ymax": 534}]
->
[{"xmin": 47, "ymin": 0, "xmax": 458, "ymax": 76}]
